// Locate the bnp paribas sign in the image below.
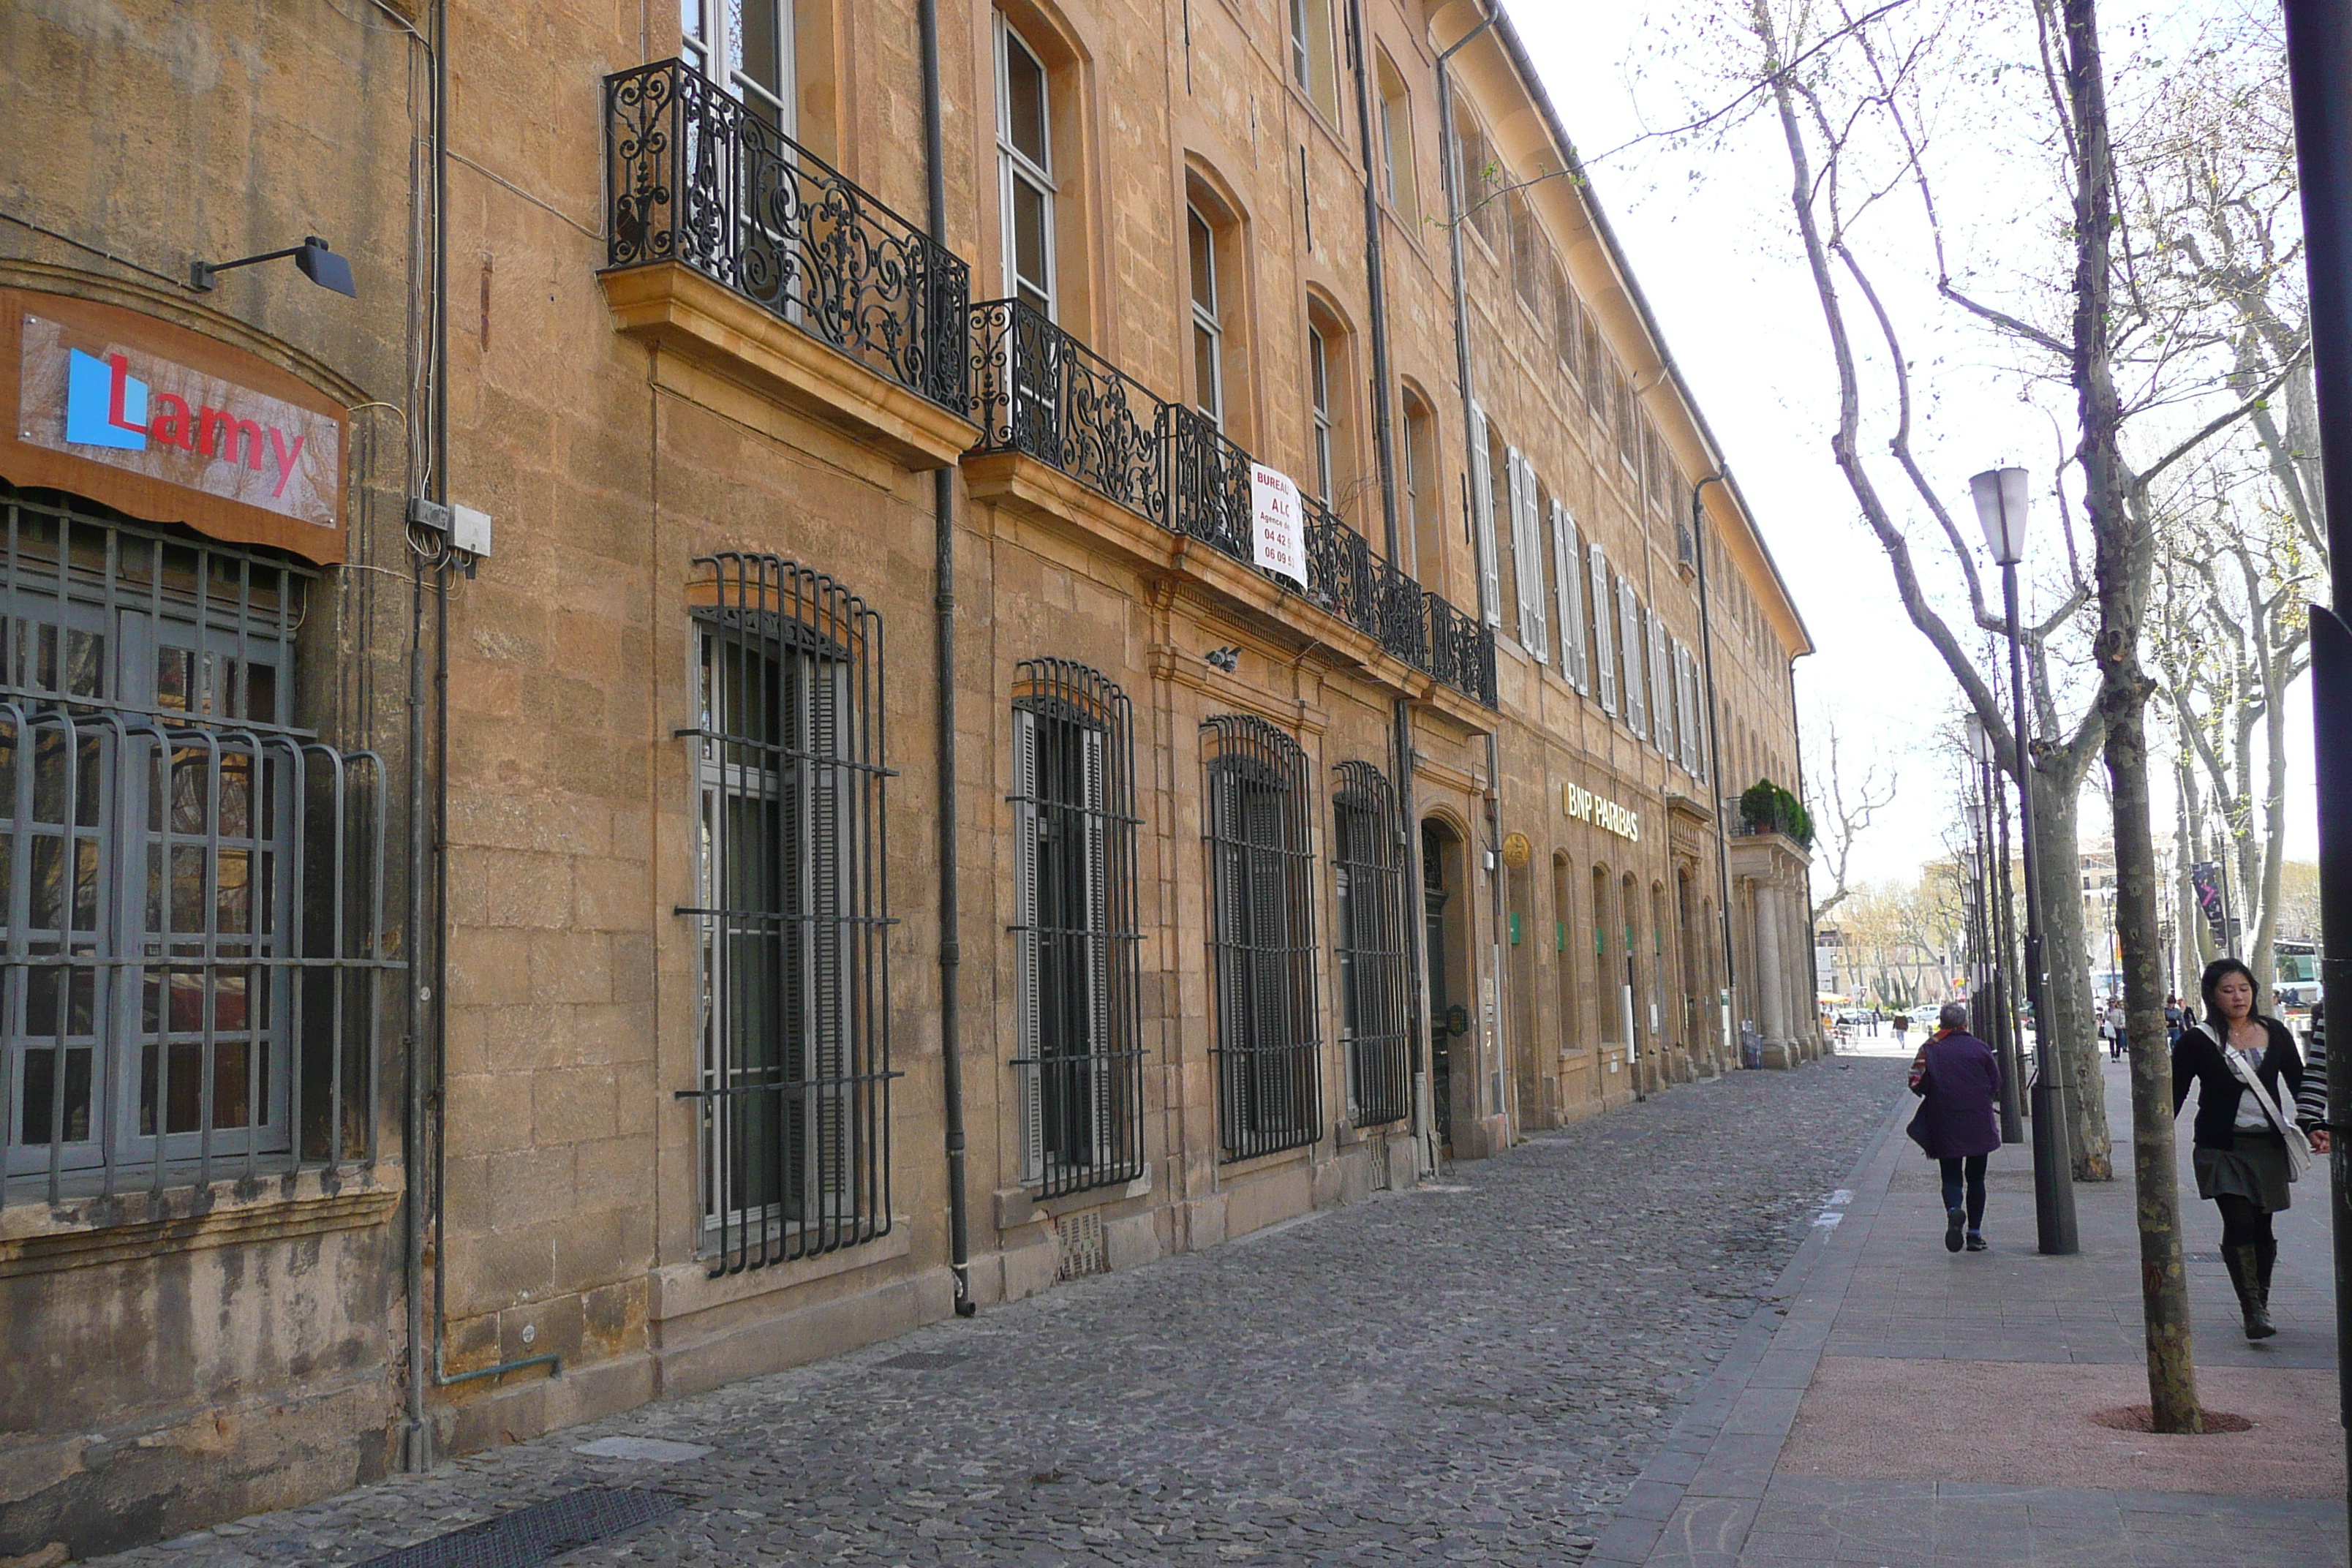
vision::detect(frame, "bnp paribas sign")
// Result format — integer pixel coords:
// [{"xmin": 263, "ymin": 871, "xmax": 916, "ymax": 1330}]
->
[{"xmin": 3, "ymin": 290, "xmax": 347, "ymax": 562}]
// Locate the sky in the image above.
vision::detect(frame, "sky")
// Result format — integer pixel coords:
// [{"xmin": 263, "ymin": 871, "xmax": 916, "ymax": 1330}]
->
[{"xmin": 1508, "ymin": 1, "xmax": 2322, "ymax": 897}]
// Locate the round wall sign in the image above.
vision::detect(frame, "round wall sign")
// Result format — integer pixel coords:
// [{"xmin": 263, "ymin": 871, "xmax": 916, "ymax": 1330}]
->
[{"xmin": 1500, "ymin": 832, "xmax": 1532, "ymax": 869}]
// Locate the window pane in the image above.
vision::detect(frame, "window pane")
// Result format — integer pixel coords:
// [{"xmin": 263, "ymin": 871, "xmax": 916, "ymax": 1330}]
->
[
  {"xmin": 1194, "ymin": 325, "xmax": 1219, "ymax": 423},
  {"xmin": 1006, "ymin": 31, "xmax": 1049, "ymax": 167},
  {"xmin": 1188, "ymin": 210, "xmax": 1215, "ymax": 315},
  {"xmin": 1012, "ymin": 175, "xmax": 1051, "ymax": 300}
]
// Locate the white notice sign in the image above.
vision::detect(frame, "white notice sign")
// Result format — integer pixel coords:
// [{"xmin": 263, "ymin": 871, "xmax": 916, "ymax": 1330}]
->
[{"xmin": 1249, "ymin": 462, "xmax": 1308, "ymax": 588}]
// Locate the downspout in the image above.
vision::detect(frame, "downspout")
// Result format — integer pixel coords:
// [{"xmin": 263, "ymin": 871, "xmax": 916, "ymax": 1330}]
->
[
  {"xmin": 1692, "ymin": 473, "xmax": 1739, "ymax": 1074},
  {"xmin": 1436, "ymin": 3, "xmax": 1508, "ymax": 1145},
  {"xmin": 1349, "ymin": 0, "xmax": 1425, "ymax": 1173},
  {"xmin": 919, "ymin": 0, "xmax": 975, "ymax": 1317}
]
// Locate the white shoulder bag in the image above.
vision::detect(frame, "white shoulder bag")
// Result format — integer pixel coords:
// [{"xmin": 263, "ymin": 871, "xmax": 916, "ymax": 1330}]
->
[{"xmin": 2219, "ymin": 1034, "xmax": 2314, "ymax": 1182}]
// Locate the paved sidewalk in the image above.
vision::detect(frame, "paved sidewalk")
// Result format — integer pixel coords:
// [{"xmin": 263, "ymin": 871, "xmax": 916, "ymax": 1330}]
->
[{"xmin": 1594, "ymin": 1046, "xmax": 2350, "ymax": 1567}]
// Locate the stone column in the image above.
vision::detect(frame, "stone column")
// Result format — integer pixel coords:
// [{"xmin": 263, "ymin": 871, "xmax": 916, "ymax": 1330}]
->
[{"xmin": 1754, "ymin": 875, "xmax": 1790, "ymax": 1067}]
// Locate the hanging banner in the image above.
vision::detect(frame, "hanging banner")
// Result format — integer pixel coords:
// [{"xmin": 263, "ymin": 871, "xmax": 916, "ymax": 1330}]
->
[
  {"xmin": 1, "ymin": 290, "xmax": 347, "ymax": 562},
  {"xmin": 1248, "ymin": 461, "xmax": 1307, "ymax": 589},
  {"xmin": 2190, "ymin": 861, "xmax": 2225, "ymax": 944}
]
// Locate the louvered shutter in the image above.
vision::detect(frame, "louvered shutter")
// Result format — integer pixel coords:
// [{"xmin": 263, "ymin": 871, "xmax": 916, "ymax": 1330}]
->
[
  {"xmin": 1648, "ymin": 613, "xmax": 1671, "ymax": 756},
  {"xmin": 1013, "ymin": 707, "xmax": 1044, "ymax": 1183},
  {"xmin": 807, "ymin": 655, "xmax": 851, "ymax": 1221},
  {"xmin": 1552, "ymin": 502, "xmax": 1585, "ymax": 693},
  {"xmin": 1470, "ymin": 402, "xmax": 1500, "ymax": 629},
  {"xmin": 1081, "ymin": 725, "xmax": 1114, "ymax": 1166},
  {"xmin": 1589, "ymin": 544, "xmax": 1616, "ymax": 715},
  {"xmin": 1511, "ymin": 454, "xmax": 1548, "ymax": 662},
  {"xmin": 1680, "ymin": 644, "xmax": 1701, "ymax": 776},
  {"xmin": 1618, "ymin": 582, "xmax": 1646, "ymax": 739}
]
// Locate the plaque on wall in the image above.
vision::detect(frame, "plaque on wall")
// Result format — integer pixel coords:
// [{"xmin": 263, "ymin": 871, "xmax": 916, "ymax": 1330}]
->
[{"xmin": 1, "ymin": 289, "xmax": 348, "ymax": 562}]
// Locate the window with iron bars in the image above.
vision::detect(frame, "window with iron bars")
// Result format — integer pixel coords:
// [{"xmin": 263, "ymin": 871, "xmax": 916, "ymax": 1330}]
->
[
  {"xmin": 685, "ymin": 552, "xmax": 896, "ymax": 1276},
  {"xmin": 1332, "ymin": 762, "xmax": 1411, "ymax": 1128},
  {"xmin": 0, "ymin": 489, "xmax": 391, "ymax": 1207},
  {"xmin": 1202, "ymin": 715, "xmax": 1321, "ymax": 1161},
  {"xmin": 1010, "ymin": 660, "xmax": 1143, "ymax": 1198}
]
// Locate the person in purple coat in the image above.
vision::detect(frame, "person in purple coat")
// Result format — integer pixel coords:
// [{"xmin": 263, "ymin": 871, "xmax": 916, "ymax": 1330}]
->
[{"xmin": 1910, "ymin": 1000, "xmax": 2004, "ymax": 1253}]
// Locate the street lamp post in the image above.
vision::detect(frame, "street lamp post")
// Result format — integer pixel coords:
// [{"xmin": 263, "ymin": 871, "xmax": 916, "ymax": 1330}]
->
[
  {"xmin": 1969, "ymin": 715, "xmax": 2027, "ymax": 1144},
  {"xmin": 1972, "ymin": 467, "xmax": 2080, "ymax": 1255}
]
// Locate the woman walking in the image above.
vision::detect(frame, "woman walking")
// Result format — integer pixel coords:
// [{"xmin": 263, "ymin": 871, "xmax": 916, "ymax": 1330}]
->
[
  {"xmin": 2173, "ymin": 959, "xmax": 2326, "ymax": 1340},
  {"xmin": 1910, "ymin": 1000, "xmax": 2002, "ymax": 1253}
]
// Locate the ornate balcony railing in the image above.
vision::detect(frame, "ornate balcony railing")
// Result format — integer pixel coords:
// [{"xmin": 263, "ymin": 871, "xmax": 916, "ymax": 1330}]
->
[
  {"xmin": 1302, "ymin": 494, "xmax": 1381, "ymax": 641},
  {"xmin": 970, "ymin": 299, "xmax": 1167, "ymax": 521},
  {"xmin": 1377, "ymin": 561, "xmax": 1430, "ymax": 673},
  {"xmin": 1168, "ymin": 404, "xmax": 1256, "ymax": 562},
  {"xmin": 1427, "ymin": 592, "xmax": 1498, "ymax": 707},
  {"xmin": 605, "ymin": 59, "xmax": 970, "ymax": 413}
]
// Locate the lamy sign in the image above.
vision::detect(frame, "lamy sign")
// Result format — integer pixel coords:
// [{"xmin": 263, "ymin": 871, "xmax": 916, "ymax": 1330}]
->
[{"xmin": 1, "ymin": 290, "xmax": 347, "ymax": 562}]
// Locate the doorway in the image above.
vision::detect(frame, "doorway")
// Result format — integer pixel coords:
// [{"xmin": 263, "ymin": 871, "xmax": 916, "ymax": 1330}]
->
[{"xmin": 1421, "ymin": 820, "xmax": 1462, "ymax": 1153}]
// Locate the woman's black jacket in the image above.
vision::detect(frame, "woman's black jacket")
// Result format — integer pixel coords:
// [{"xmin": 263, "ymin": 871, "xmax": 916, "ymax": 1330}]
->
[{"xmin": 2171, "ymin": 1019, "xmax": 2306, "ymax": 1151}]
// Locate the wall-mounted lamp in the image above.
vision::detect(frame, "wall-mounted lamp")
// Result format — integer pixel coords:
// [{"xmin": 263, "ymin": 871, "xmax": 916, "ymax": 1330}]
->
[
  {"xmin": 1205, "ymin": 645, "xmax": 1240, "ymax": 674},
  {"xmin": 191, "ymin": 235, "xmax": 357, "ymax": 297}
]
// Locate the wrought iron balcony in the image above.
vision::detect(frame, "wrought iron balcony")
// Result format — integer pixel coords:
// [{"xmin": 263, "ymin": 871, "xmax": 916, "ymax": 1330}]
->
[
  {"xmin": 971, "ymin": 299, "xmax": 1167, "ymax": 520},
  {"xmin": 604, "ymin": 60, "xmax": 970, "ymax": 415},
  {"xmin": 1427, "ymin": 592, "xmax": 1499, "ymax": 708},
  {"xmin": 1167, "ymin": 404, "xmax": 1256, "ymax": 562}
]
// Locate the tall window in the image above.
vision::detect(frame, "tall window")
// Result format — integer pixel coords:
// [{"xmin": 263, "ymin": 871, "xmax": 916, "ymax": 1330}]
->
[
  {"xmin": 1010, "ymin": 660, "xmax": 1142, "ymax": 1198},
  {"xmin": 1452, "ymin": 100, "xmax": 1501, "ymax": 252},
  {"xmin": 1333, "ymin": 763, "xmax": 1409, "ymax": 1127},
  {"xmin": 997, "ymin": 15, "xmax": 1056, "ymax": 315},
  {"xmin": 682, "ymin": 0, "xmax": 796, "ymax": 128},
  {"xmin": 1308, "ymin": 323, "xmax": 1335, "ymax": 505},
  {"xmin": 1289, "ymin": 0, "xmax": 1339, "ymax": 121},
  {"xmin": 1509, "ymin": 189, "xmax": 1542, "ymax": 314},
  {"xmin": 1203, "ymin": 715, "xmax": 1320, "ymax": 1161},
  {"xmin": 0, "ymin": 493, "xmax": 387, "ymax": 1207},
  {"xmin": 1591, "ymin": 864, "xmax": 1613, "ymax": 1044},
  {"xmin": 1403, "ymin": 388, "xmax": 1441, "ymax": 587},
  {"xmin": 689, "ymin": 552, "xmax": 892, "ymax": 1275},
  {"xmin": 1376, "ymin": 51, "xmax": 1417, "ymax": 225},
  {"xmin": 1188, "ymin": 205, "xmax": 1224, "ymax": 426},
  {"xmin": 1552, "ymin": 856, "xmax": 1575, "ymax": 1053}
]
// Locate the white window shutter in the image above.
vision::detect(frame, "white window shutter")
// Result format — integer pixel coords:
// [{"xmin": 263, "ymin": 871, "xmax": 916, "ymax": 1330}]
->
[
  {"xmin": 1013, "ymin": 708, "xmax": 1044, "ymax": 1185},
  {"xmin": 1619, "ymin": 583, "xmax": 1646, "ymax": 739},
  {"xmin": 1552, "ymin": 502, "xmax": 1585, "ymax": 693},
  {"xmin": 1590, "ymin": 544, "xmax": 1616, "ymax": 715},
  {"xmin": 1470, "ymin": 402, "xmax": 1500, "ymax": 628},
  {"xmin": 1509, "ymin": 452, "xmax": 1547, "ymax": 662},
  {"xmin": 1649, "ymin": 613, "xmax": 1670, "ymax": 756}
]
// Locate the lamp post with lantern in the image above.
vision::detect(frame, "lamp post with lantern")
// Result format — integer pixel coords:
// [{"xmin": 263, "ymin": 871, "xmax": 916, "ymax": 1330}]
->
[{"xmin": 1972, "ymin": 466, "xmax": 2079, "ymax": 1255}]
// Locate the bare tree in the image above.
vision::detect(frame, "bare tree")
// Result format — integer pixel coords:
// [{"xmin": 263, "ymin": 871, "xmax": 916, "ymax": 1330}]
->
[{"xmin": 1807, "ymin": 717, "xmax": 1898, "ymax": 925}]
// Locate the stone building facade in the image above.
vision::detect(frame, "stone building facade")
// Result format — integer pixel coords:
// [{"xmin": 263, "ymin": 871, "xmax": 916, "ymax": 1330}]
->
[{"xmin": 0, "ymin": 0, "xmax": 1815, "ymax": 1558}]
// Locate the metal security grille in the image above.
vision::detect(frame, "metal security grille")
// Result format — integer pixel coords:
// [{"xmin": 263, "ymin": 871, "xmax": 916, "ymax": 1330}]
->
[
  {"xmin": 1202, "ymin": 715, "xmax": 1321, "ymax": 1162},
  {"xmin": 683, "ymin": 552, "xmax": 896, "ymax": 1275},
  {"xmin": 1333, "ymin": 762, "xmax": 1411, "ymax": 1128},
  {"xmin": 1010, "ymin": 660, "xmax": 1144, "ymax": 1198},
  {"xmin": 0, "ymin": 491, "xmax": 391, "ymax": 1205}
]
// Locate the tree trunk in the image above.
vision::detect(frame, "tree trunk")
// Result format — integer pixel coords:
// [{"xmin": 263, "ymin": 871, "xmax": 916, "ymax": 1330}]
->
[
  {"xmin": 2064, "ymin": 0, "xmax": 2198, "ymax": 1433},
  {"xmin": 2031, "ymin": 773, "xmax": 2115, "ymax": 1180}
]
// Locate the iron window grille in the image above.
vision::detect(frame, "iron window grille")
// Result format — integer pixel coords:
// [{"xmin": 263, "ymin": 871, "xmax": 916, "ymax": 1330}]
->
[
  {"xmin": 1202, "ymin": 715, "xmax": 1322, "ymax": 1162},
  {"xmin": 604, "ymin": 59, "xmax": 971, "ymax": 415},
  {"xmin": 1009, "ymin": 660, "xmax": 1145, "ymax": 1198},
  {"xmin": 682, "ymin": 552, "xmax": 896, "ymax": 1276},
  {"xmin": 1333, "ymin": 762, "xmax": 1411, "ymax": 1128},
  {"xmin": 0, "ymin": 493, "xmax": 391, "ymax": 1207}
]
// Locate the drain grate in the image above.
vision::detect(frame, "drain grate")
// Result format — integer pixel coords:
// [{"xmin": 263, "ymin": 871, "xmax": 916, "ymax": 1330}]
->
[
  {"xmin": 1055, "ymin": 1210, "xmax": 1107, "ymax": 1281},
  {"xmin": 355, "ymin": 1487, "xmax": 685, "ymax": 1568},
  {"xmin": 878, "ymin": 1350, "xmax": 969, "ymax": 1370}
]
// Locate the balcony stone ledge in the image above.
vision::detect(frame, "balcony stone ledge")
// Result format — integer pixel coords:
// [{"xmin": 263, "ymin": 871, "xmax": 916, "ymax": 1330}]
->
[{"xmin": 599, "ymin": 261, "xmax": 974, "ymax": 470}]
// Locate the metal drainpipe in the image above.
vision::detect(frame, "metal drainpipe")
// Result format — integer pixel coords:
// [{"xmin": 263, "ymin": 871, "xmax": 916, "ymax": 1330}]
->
[
  {"xmin": 1692, "ymin": 473, "xmax": 1739, "ymax": 1074},
  {"xmin": 1434, "ymin": 1, "xmax": 1504, "ymax": 1145},
  {"xmin": 1348, "ymin": 0, "xmax": 1425, "ymax": 1175},
  {"xmin": 919, "ymin": 0, "xmax": 975, "ymax": 1317}
]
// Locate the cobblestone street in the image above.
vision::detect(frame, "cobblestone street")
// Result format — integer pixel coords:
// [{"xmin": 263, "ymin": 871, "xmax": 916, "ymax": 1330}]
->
[{"xmin": 97, "ymin": 1060, "xmax": 1904, "ymax": 1568}]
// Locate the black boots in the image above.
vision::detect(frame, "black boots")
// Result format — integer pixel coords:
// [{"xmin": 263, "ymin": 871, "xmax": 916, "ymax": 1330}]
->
[{"xmin": 2223, "ymin": 1243, "xmax": 2277, "ymax": 1340}]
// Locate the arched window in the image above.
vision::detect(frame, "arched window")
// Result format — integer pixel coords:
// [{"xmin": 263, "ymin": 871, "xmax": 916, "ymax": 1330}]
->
[
  {"xmin": 1011, "ymin": 660, "xmax": 1143, "ymax": 1196},
  {"xmin": 1553, "ymin": 855, "xmax": 1575, "ymax": 1055},
  {"xmin": 1591, "ymin": 864, "xmax": 1613, "ymax": 1046},
  {"xmin": 996, "ymin": 14, "xmax": 1057, "ymax": 315},
  {"xmin": 1202, "ymin": 715, "xmax": 1319, "ymax": 1160},
  {"xmin": 1333, "ymin": 762, "xmax": 1409, "ymax": 1126},
  {"xmin": 1188, "ymin": 203, "xmax": 1226, "ymax": 426},
  {"xmin": 1304, "ymin": 298, "xmax": 1358, "ymax": 517},
  {"xmin": 1401, "ymin": 385, "xmax": 1440, "ymax": 586},
  {"xmin": 690, "ymin": 551, "xmax": 891, "ymax": 1273}
]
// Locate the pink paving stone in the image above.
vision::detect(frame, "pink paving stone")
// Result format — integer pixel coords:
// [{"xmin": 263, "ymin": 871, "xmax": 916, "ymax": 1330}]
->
[{"xmin": 1779, "ymin": 1354, "xmax": 2340, "ymax": 1498}]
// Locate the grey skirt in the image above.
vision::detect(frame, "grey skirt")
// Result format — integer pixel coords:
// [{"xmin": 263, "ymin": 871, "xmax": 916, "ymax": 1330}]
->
[{"xmin": 2194, "ymin": 1131, "xmax": 2293, "ymax": 1213}]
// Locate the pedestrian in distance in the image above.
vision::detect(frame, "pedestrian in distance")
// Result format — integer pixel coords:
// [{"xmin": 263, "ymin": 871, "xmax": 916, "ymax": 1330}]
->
[
  {"xmin": 1906, "ymin": 1000, "xmax": 2002, "ymax": 1254},
  {"xmin": 2106, "ymin": 997, "xmax": 2127, "ymax": 1060},
  {"xmin": 2172, "ymin": 958, "xmax": 2326, "ymax": 1340},
  {"xmin": 1891, "ymin": 1011, "xmax": 1910, "ymax": 1050},
  {"xmin": 2165, "ymin": 995, "xmax": 2185, "ymax": 1048}
]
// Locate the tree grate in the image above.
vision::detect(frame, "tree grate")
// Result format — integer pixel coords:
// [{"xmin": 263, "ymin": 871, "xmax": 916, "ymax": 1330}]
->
[{"xmin": 355, "ymin": 1487, "xmax": 685, "ymax": 1568}]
